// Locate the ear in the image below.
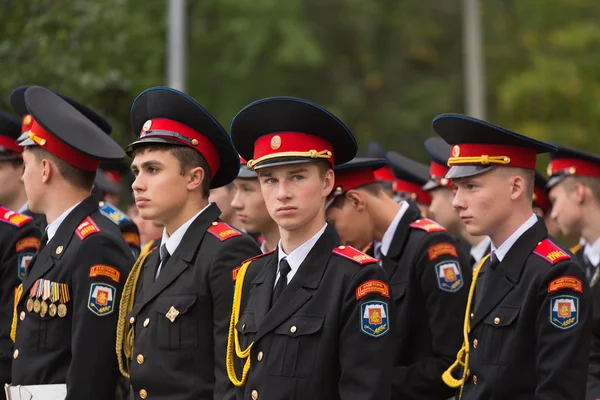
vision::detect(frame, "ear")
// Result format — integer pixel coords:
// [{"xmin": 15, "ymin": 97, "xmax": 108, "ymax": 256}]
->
[
  {"xmin": 321, "ymin": 168, "xmax": 335, "ymax": 196},
  {"xmin": 345, "ymin": 189, "xmax": 366, "ymax": 211},
  {"xmin": 509, "ymin": 174, "xmax": 527, "ymax": 201},
  {"xmin": 573, "ymin": 182, "xmax": 590, "ymax": 204},
  {"xmin": 41, "ymin": 158, "xmax": 52, "ymax": 184},
  {"xmin": 186, "ymin": 166, "xmax": 205, "ymax": 191}
]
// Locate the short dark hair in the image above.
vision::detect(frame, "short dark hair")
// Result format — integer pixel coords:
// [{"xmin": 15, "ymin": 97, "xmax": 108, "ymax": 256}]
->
[
  {"xmin": 131, "ymin": 144, "xmax": 211, "ymax": 198},
  {"xmin": 27, "ymin": 147, "xmax": 96, "ymax": 190},
  {"xmin": 330, "ymin": 183, "xmax": 381, "ymax": 209}
]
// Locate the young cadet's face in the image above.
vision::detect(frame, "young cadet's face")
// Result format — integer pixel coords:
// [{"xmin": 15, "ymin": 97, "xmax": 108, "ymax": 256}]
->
[
  {"xmin": 326, "ymin": 192, "xmax": 373, "ymax": 250},
  {"xmin": 549, "ymin": 182, "xmax": 584, "ymax": 238},
  {"xmin": 258, "ymin": 162, "xmax": 333, "ymax": 232},
  {"xmin": 451, "ymin": 169, "xmax": 512, "ymax": 237},
  {"xmin": 429, "ymin": 187, "xmax": 461, "ymax": 233},
  {"xmin": 231, "ymin": 178, "xmax": 273, "ymax": 233},
  {"xmin": 131, "ymin": 149, "xmax": 192, "ymax": 223},
  {"xmin": 21, "ymin": 149, "xmax": 45, "ymax": 213}
]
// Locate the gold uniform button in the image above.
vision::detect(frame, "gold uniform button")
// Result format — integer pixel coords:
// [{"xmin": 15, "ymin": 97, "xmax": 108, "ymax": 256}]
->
[
  {"xmin": 290, "ymin": 326, "xmax": 297, "ymax": 333},
  {"xmin": 139, "ymin": 389, "xmax": 148, "ymax": 399},
  {"xmin": 242, "ymin": 324, "xmax": 246, "ymax": 331},
  {"xmin": 257, "ymin": 351, "xmax": 263, "ymax": 361},
  {"xmin": 339, "ymin": 245, "xmax": 346, "ymax": 250},
  {"xmin": 470, "ymin": 312, "xmax": 474, "ymax": 319},
  {"xmin": 137, "ymin": 354, "xmax": 145, "ymax": 364},
  {"xmin": 473, "ymin": 375, "xmax": 478, "ymax": 385},
  {"xmin": 494, "ymin": 317, "xmax": 500, "ymax": 325},
  {"xmin": 212, "ymin": 221, "xmax": 218, "ymax": 226},
  {"xmin": 143, "ymin": 318, "xmax": 150, "ymax": 327},
  {"xmin": 251, "ymin": 389, "xmax": 259, "ymax": 400},
  {"xmin": 473, "ymin": 339, "xmax": 478, "ymax": 349},
  {"xmin": 129, "ymin": 317, "xmax": 135, "ymax": 324},
  {"xmin": 20, "ymin": 311, "xmax": 25, "ymax": 321},
  {"xmin": 13, "ymin": 349, "xmax": 18, "ymax": 359}
]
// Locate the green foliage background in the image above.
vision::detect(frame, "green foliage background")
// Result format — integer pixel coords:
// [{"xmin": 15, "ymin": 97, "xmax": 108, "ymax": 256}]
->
[{"xmin": 1, "ymin": 0, "xmax": 599, "ymax": 167}]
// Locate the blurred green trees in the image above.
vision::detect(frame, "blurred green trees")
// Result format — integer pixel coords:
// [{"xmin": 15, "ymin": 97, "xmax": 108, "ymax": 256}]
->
[{"xmin": 1, "ymin": 0, "xmax": 599, "ymax": 164}]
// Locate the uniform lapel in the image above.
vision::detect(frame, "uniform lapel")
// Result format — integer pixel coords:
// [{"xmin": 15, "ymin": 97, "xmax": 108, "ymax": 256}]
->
[
  {"xmin": 382, "ymin": 202, "xmax": 420, "ymax": 279},
  {"xmin": 20, "ymin": 196, "xmax": 98, "ymax": 303},
  {"xmin": 252, "ymin": 224, "xmax": 338, "ymax": 343},
  {"xmin": 250, "ymin": 256, "xmax": 278, "ymax": 327},
  {"xmin": 471, "ymin": 218, "xmax": 547, "ymax": 328},
  {"xmin": 134, "ymin": 203, "xmax": 220, "ymax": 309}
]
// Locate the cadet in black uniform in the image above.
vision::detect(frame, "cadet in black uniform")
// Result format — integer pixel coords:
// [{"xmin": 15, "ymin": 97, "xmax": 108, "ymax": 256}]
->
[
  {"xmin": 10, "ymin": 85, "xmax": 141, "ymax": 255},
  {"xmin": 228, "ymin": 97, "xmax": 392, "ymax": 400},
  {"xmin": 423, "ymin": 137, "xmax": 491, "ymax": 268},
  {"xmin": 387, "ymin": 151, "xmax": 433, "ymax": 217},
  {"xmin": 327, "ymin": 157, "xmax": 470, "ymax": 400},
  {"xmin": 545, "ymin": 145, "xmax": 600, "ymax": 399},
  {"xmin": 437, "ymin": 114, "xmax": 591, "ymax": 400},
  {"xmin": 116, "ymin": 87, "xmax": 260, "ymax": 400},
  {"xmin": 10, "ymin": 86, "xmax": 134, "ymax": 399}
]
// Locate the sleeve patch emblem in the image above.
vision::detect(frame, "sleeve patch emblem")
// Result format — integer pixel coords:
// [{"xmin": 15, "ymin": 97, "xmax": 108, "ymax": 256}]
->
[
  {"xmin": 87, "ymin": 283, "xmax": 116, "ymax": 316},
  {"xmin": 360, "ymin": 300, "xmax": 390, "ymax": 338},
  {"xmin": 89, "ymin": 265, "xmax": 121, "ymax": 283},
  {"xmin": 17, "ymin": 253, "xmax": 34, "ymax": 280},
  {"xmin": 435, "ymin": 261, "xmax": 464, "ymax": 293},
  {"xmin": 98, "ymin": 202, "xmax": 130, "ymax": 225},
  {"xmin": 427, "ymin": 243, "xmax": 458, "ymax": 261},
  {"xmin": 548, "ymin": 276, "xmax": 583, "ymax": 293},
  {"xmin": 356, "ymin": 280, "xmax": 390, "ymax": 300},
  {"xmin": 16, "ymin": 237, "xmax": 40, "ymax": 252},
  {"xmin": 549, "ymin": 295, "xmax": 579, "ymax": 330}
]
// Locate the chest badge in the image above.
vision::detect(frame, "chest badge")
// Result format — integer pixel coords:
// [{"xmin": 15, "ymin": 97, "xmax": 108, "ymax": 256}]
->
[{"xmin": 165, "ymin": 306, "xmax": 180, "ymax": 323}]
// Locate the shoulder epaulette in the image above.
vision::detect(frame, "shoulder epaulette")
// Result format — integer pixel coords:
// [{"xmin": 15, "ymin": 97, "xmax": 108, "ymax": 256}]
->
[
  {"xmin": 232, "ymin": 250, "xmax": 275, "ymax": 281},
  {"xmin": 75, "ymin": 217, "xmax": 101, "ymax": 240},
  {"xmin": 207, "ymin": 221, "xmax": 242, "ymax": 242},
  {"xmin": 123, "ymin": 232, "xmax": 141, "ymax": 248},
  {"xmin": 533, "ymin": 238, "xmax": 571, "ymax": 265},
  {"xmin": 332, "ymin": 245, "xmax": 378, "ymax": 265},
  {"xmin": 0, "ymin": 207, "xmax": 32, "ymax": 227},
  {"xmin": 98, "ymin": 201, "xmax": 131, "ymax": 225},
  {"xmin": 409, "ymin": 218, "xmax": 446, "ymax": 233}
]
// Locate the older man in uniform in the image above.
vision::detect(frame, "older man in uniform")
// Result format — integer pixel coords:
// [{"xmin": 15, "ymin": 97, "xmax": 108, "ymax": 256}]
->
[
  {"xmin": 228, "ymin": 97, "xmax": 392, "ymax": 400},
  {"xmin": 116, "ymin": 87, "xmax": 260, "ymax": 400},
  {"xmin": 9, "ymin": 86, "xmax": 134, "ymax": 399},
  {"xmin": 437, "ymin": 114, "xmax": 591, "ymax": 400}
]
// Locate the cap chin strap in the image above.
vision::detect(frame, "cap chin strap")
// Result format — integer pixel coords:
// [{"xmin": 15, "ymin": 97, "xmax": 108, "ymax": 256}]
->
[{"xmin": 247, "ymin": 149, "xmax": 332, "ymax": 169}]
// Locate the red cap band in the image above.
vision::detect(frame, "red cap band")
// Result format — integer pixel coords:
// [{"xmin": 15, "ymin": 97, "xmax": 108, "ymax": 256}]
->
[
  {"xmin": 448, "ymin": 144, "xmax": 536, "ymax": 170},
  {"xmin": 28, "ymin": 118, "xmax": 100, "ymax": 171},
  {"xmin": 0, "ymin": 136, "xmax": 21, "ymax": 153},
  {"xmin": 374, "ymin": 166, "xmax": 395, "ymax": 182},
  {"xmin": 430, "ymin": 161, "xmax": 449, "ymax": 179},
  {"xmin": 333, "ymin": 168, "xmax": 378, "ymax": 194},
  {"xmin": 141, "ymin": 118, "xmax": 220, "ymax": 179},
  {"xmin": 250, "ymin": 132, "xmax": 334, "ymax": 168},
  {"xmin": 21, "ymin": 115, "xmax": 33, "ymax": 134},
  {"xmin": 105, "ymin": 171, "xmax": 121, "ymax": 183},
  {"xmin": 533, "ymin": 186, "xmax": 551, "ymax": 214},
  {"xmin": 547, "ymin": 158, "xmax": 600, "ymax": 178},
  {"xmin": 393, "ymin": 180, "xmax": 432, "ymax": 205}
]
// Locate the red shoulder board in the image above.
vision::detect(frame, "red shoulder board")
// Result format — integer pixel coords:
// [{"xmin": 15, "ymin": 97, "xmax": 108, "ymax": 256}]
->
[
  {"xmin": 207, "ymin": 221, "xmax": 242, "ymax": 242},
  {"xmin": 0, "ymin": 207, "xmax": 32, "ymax": 227},
  {"xmin": 533, "ymin": 239, "xmax": 571, "ymax": 265},
  {"xmin": 332, "ymin": 245, "xmax": 378, "ymax": 265},
  {"xmin": 75, "ymin": 217, "xmax": 101, "ymax": 240},
  {"xmin": 232, "ymin": 250, "xmax": 275, "ymax": 281},
  {"xmin": 409, "ymin": 218, "xmax": 446, "ymax": 233}
]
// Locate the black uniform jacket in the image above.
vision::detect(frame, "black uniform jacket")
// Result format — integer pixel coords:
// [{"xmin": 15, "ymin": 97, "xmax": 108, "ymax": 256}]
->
[
  {"xmin": 126, "ymin": 203, "xmax": 260, "ymax": 400},
  {"xmin": 0, "ymin": 208, "xmax": 41, "ymax": 395},
  {"xmin": 462, "ymin": 218, "xmax": 591, "ymax": 400},
  {"xmin": 233, "ymin": 223, "xmax": 393, "ymax": 400},
  {"xmin": 11, "ymin": 196, "xmax": 134, "ymax": 400},
  {"xmin": 21, "ymin": 207, "xmax": 47, "ymax": 232},
  {"xmin": 380, "ymin": 202, "xmax": 471, "ymax": 400}
]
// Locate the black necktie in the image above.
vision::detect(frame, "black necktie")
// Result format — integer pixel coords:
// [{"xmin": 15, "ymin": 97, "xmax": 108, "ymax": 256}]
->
[
  {"xmin": 272, "ymin": 258, "xmax": 291, "ymax": 305},
  {"xmin": 474, "ymin": 252, "xmax": 499, "ymax": 310},
  {"xmin": 155, "ymin": 244, "xmax": 171, "ymax": 279},
  {"xmin": 584, "ymin": 255, "xmax": 595, "ymax": 283}
]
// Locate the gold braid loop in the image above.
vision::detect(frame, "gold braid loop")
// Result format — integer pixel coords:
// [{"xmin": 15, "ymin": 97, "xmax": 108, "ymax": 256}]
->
[
  {"xmin": 442, "ymin": 254, "xmax": 490, "ymax": 397},
  {"xmin": 447, "ymin": 156, "xmax": 510, "ymax": 167},
  {"xmin": 116, "ymin": 240, "xmax": 155, "ymax": 378},
  {"xmin": 10, "ymin": 284, "xmax": 23, "ymax": 342},
  {"xmin": 226, "ymin": 260, "xmax": 254, "ymax": 386}
]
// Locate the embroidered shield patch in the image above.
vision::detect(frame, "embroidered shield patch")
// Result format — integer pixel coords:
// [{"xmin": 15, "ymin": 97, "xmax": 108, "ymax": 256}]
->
[
  {"xmin": 435, "ymin": 261, "xmax": 464, "ymax": 293},
  {"xmin": 550, "ymin": 295, "xmax": 579, "ymax": 330},
  {"xmin": 88, "ymin": 283, "xmax": 116, "ymax": 316},
  {"xmin": 360, "ymin": 300, "xmax": 389, "ymax": 338},
  {"xmin": 17, "ymin": 253, "xmax": 34, "ymax": 280}
]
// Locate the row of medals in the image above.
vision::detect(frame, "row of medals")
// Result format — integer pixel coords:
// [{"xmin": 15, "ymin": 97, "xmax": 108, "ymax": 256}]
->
[{"xmin": 26, "ymin": 297, "xmax": 67, "ymax": 318}]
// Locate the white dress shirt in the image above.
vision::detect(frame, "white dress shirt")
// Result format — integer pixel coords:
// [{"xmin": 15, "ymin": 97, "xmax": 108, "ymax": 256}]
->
[
  {"xmin": 490, "ymin": 214, "xmax": 538, "ymax": 262},
  {"xmin": 470, "ymin": 236, "xmax": 492, "ymax": 267},
  {"xmin": 380, "ymin": 201, "xmax": 410, "ymax": 257},
  {"xmin": 584, "ymin": 237, "xmax": 600, "ymax": 267},
  {"xmin": 275, "ymin": 223, "xmax": 328, "ymax": 287},
  {"xmin": 46, "ymin": 202, "xmax": 82, "ymax": 243}
]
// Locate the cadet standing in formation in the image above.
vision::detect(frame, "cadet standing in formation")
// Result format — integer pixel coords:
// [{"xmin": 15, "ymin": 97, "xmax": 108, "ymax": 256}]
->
[
  {"xmin": 117, "ymin": 87, "xmax": 260, "ymax": 400},
  {"xmin": 438, "ymin": 114, "xmax": 591, "ymax": 399},
  {"xmin": 327, "ymin": 157, "xmax": 470, "ymax": 399},
  {"xmin": 228, "ymin": 97, "xmax": 392, "ymax": 400},
  {"xmin": 10, "ymin": 86, "xmax": 134, "ymax": 399}
]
